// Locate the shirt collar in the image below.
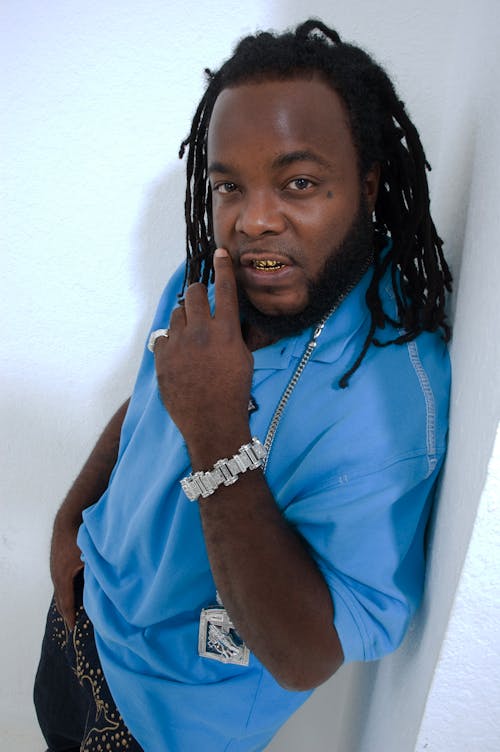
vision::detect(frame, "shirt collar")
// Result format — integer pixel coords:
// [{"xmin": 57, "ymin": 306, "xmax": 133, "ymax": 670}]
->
[{"xmin": 251, "ymin": 263, "xmax": 374, "ymax": 370}]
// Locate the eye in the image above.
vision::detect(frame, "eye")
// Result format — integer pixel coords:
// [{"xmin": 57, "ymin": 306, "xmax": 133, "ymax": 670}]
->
[
  {"xmin": 287, "ymin": 177, "xmax": 315, "ymax": 191},
  {"xmin": 213, "ymin": 182, "xmax": 238, "ymax": 194}
]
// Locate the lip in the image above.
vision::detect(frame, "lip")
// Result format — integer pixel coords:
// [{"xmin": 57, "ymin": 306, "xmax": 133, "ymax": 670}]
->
[{"xmin": 236, "ymin": 254, "xmax": 297, "ymax": 290}]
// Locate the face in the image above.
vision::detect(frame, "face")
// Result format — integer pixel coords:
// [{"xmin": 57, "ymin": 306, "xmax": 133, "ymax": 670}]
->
[{"xmin": 207, "ymin": 77, "xmax": 379, "ymax": 328}]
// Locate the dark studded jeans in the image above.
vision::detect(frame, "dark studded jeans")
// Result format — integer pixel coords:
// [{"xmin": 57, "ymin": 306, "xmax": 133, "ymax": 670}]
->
[{"xmin": 34, "ymin": 571, "xmax": 144, "ymax": 752}]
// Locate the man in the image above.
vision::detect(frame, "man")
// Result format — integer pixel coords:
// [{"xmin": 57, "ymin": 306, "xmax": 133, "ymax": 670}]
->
[{"xmin": 34, "ymin": 19, "xmax": 452, "ymax": 752}]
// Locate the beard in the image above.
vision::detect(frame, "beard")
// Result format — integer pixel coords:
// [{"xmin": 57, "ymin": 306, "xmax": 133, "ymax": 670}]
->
[{"xmin": 237, "ymin": 196, "xmax": 375, "ymax": 341}]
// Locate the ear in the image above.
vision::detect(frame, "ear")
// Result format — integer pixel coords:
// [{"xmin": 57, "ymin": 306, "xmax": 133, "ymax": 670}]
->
[{"xmin": 363, "ymin": 162, "xmax": 380, "ymax": 213}]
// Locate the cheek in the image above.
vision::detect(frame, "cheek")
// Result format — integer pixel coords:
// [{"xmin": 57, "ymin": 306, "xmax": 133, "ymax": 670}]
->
[
  {"xmin": 296, "ymin": 202, "xmax": 354, "ymax": 244},
  {"xmin": 211, "ymin": 204, "xmax": 231, "ymax": 244}
]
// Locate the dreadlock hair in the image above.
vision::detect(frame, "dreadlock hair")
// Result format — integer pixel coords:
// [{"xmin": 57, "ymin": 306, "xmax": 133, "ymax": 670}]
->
[{"xmin": 178, "ymin": 18, "xmax": 452, "ymax": 386}]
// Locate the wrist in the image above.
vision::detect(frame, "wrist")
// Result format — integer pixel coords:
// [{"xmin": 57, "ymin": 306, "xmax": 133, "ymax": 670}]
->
[
  {"xmin": 186, "ymin": 425, "xmax": 253, "ymax": 471},
  {"xmin": 181, "ymin": 437, "xmax": 267, "ymax": 501}
]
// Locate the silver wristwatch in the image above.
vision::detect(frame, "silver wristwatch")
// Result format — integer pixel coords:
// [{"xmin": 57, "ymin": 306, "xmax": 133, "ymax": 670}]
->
[{"xmin": 180, "ymin": 438, "xmax": 267, "ymax": 501}]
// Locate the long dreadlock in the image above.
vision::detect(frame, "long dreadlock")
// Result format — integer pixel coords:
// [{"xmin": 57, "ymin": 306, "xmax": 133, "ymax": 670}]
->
[{"xmin": 178, "ymin": 19, "xmax": 452, "ymax": 386}]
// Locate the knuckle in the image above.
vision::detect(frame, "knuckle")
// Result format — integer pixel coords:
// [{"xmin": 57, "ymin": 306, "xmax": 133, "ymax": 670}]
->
[
  {"xmin": 218, "ymin": 277, "xmax": 234, "ymax": 291},
  {"xmin": 190, "ymin": 328, "xmax": 209, "ymax": 346},
  {"xmin": 169, "ymin": 310, "xmax": 183, "ymax": 326}
]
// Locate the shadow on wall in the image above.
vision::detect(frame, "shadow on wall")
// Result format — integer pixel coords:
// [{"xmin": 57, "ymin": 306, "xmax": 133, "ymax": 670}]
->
[{"xmin": 124, "ymin": 160, "xmax": 187, "ymax": 398}]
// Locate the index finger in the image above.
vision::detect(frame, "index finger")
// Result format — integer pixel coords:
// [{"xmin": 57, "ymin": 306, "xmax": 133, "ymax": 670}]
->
[{"xmin": 213, "ymin": 248, "xmax": 240, "ymax": 327}]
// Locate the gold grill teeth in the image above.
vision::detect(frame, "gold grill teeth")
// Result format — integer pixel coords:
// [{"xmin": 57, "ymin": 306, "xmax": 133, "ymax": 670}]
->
[{"xmin": 252, "ymin": 259, "xmax": 285, "ymax": 269}]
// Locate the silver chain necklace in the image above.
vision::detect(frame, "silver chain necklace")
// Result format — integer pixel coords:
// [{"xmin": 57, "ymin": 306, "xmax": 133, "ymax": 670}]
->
[{"xmin": 262, "ymin": 258, "xmax": 372, "ymax": 472}]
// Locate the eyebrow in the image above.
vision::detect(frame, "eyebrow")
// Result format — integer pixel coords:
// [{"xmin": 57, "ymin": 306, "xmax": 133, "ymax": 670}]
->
[
  {"xmin": 207, "ymin": 161, "xmax": 232, "ymax": 176},
  {"xmin": 271, "ymin": 150, "xmax": 333, "ymax": 170},
  {"xmin": 207, "ymin": 150, "xmax": 333, "ymax": 176}
]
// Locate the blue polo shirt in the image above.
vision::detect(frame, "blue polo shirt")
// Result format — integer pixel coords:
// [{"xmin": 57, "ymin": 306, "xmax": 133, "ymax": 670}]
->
[{"xmin": 78, "ymin": 259, "xmax": 450, "ymax": 751}]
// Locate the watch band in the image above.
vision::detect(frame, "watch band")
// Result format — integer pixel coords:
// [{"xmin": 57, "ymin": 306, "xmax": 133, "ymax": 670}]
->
[{"xmin": 180, "ymin": 438, "xmax": 267, "ymax": 501}]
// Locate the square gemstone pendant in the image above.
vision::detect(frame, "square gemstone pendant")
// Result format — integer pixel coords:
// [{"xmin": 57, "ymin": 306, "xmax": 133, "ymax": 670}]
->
[{"xmin": 198, "ymin": 607, "xmax": 250, "ymax": 666}]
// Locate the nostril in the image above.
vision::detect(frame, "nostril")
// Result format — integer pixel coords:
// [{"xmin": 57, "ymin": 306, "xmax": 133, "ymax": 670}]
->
[{"xmin": 235, "ymin": 200, "xmax": 286, "ymax": 237}]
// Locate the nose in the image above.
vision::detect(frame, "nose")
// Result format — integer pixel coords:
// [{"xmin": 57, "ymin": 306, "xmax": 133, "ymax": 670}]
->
[{"xmin": 235, "ymin": 190, "xmax": 286, "ymax": 238}]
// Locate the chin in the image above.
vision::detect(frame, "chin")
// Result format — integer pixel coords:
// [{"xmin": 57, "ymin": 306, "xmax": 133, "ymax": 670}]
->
[
  {"xmin": 248, "ymin": 295, "xmax": 309, "ymax": 318},
  {"xmin": 238, "ymin": 288, "xmax": 325, "ymax": 340}
]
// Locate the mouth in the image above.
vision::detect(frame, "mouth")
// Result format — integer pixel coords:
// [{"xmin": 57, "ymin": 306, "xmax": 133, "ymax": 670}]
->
[
  {"xmin": 251, "ymin": 259, "xmax": 287, "ymax": 272},
  {"xmin": 236, "ymin": 250, "xmax": 306, "ymax": 313},
  {"xmin": 239, "ymin": 252, "xmax": 292, "ymax": 274}
]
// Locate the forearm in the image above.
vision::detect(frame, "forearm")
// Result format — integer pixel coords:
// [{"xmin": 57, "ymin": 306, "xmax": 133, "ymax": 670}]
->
[
  {"xmin": 190, "ymin": 435, "xmax": 343, "ymax": 691},
  {"xmin": 156, "ymin": 253, "xmax": 343, "ymax": 690},
  {"xmin": 50, "ymin": 398, "xmax": 129, "ymax": 625},
  {"xmin": 55, "ymin": 398, "xmax": 130, "ymax": 527}
]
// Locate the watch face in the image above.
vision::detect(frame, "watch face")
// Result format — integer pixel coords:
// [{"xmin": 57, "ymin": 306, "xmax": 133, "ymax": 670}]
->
[{"xmin": 198, "ymin": 607, "xmax": 250, "ymax": 666}]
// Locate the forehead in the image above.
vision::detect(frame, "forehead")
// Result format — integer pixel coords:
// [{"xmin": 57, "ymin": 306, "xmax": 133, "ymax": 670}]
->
[{"xmin": 207, "ymin": 77, "xmax": 358, "ymax": 168}]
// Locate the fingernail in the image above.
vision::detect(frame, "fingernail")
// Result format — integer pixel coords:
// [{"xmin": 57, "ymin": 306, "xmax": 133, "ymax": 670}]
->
[{"xmin": 214, "ymin": 248, "xmax": 229, "ymax": 258}]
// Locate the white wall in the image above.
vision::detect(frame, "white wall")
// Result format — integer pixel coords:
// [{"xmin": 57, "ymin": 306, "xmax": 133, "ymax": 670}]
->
[
  {"xmin": 2, "ymin": 1, "xmax": 499, "ymax": 750},
  {"xmin": 416, "ymin": 425, "xmax": 500, "ymax": 751},
  {"xmin": 414, "ymin": 3, "xmax": 500, "ymax": 744}
]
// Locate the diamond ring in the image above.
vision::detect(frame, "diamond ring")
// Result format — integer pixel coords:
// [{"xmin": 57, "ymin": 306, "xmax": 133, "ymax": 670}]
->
[{"xmin": 147, "ymin": 328, "xmax": 170, "ymax": 352}]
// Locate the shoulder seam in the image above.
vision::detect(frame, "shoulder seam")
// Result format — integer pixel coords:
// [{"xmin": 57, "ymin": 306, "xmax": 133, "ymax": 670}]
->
[{"xmin": 406, "ymin": 340, "xmax": 437, "ymax": 477}]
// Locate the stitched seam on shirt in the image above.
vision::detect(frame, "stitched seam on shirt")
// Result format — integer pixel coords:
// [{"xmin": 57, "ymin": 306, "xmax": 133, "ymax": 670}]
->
[
  {"xmin": 292, "ymin": 450, "xmax": 432, "ymax": 501},
  {"xmin": 406, "ymin": 340, "xmax": 437, "ymax": 477},
  {"xmin": 239, "ymin": 663, "xmax": 266, "ymax": 738},
  {"xmin": 384, "ymin": 285, "xmax": 437, "ymax": 479},
  {"xmin": 329, "ymin": 582, "xmax": 371, "ymax": 661}
]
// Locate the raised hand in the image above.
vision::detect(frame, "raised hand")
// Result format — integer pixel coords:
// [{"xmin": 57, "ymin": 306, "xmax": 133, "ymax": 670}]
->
[{"xmin": 153, "ymin": 249, "xmax": 253, "ymax": 464}]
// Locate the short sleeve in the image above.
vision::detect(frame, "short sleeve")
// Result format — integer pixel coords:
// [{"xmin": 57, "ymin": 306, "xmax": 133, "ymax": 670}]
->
[{"xmin": 283, "ymin": 452, "xmax": 441, "ymax": 663}]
